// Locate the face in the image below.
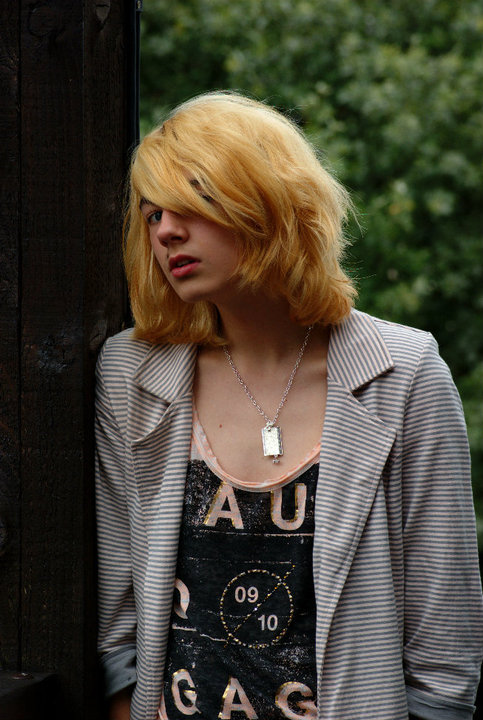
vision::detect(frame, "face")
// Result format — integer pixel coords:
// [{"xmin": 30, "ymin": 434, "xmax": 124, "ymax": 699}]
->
[{"xmin": 141, "ymin": 201, "xmax": 241, "ymax": 306}]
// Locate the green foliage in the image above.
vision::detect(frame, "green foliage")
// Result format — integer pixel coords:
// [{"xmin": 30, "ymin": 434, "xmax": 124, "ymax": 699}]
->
[{"xmin": 140, "ymin": 0, "xmax": 483, "ymax": 543}]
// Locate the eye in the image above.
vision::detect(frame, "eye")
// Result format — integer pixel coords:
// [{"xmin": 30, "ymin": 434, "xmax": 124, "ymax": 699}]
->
[
  {"xmin": 201, "ymin": 194, "xmax": 213, "ymax": 203},
  {"xmin": 146, "ymin": 209, "xmax": 163, "ymax": 225}
]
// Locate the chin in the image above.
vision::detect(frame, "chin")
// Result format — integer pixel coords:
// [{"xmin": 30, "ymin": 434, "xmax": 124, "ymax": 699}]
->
[{"xmin": 172, "ymin": 283, "xmax": 232, "ymax": 306}]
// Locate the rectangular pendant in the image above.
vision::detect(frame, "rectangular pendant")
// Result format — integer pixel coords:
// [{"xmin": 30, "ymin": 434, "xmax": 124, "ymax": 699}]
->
[{"xmin": 261, "ymin": 425, "xmax": 283, "ymax": 458}]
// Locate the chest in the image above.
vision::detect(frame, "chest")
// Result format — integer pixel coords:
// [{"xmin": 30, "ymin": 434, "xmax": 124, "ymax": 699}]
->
[{"xmin": 194, "ymin": 359, "xmax": 327, "ymax": 484}]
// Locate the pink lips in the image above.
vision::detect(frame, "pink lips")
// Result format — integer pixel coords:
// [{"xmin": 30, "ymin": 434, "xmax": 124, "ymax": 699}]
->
[{"xmin": 169, "ymin": 254, "xmax": 200, "ymax": 278}]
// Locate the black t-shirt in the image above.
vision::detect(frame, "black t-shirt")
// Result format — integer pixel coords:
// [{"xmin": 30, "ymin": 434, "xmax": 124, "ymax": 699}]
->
[{"xmin": 160, "ymin": 458, "xmax": 319, "ymax": 720}]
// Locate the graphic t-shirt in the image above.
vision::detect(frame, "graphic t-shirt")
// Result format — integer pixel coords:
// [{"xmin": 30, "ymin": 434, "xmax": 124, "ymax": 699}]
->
[{"xmin": 159, "ymin": 411, "xmax": 319, "ymax": 720}]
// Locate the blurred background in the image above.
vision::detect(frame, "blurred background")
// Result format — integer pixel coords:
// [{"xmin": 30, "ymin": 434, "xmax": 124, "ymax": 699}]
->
[{"xmin": 138, "ymin": 0, "xmax": 483, "ymax": 546}]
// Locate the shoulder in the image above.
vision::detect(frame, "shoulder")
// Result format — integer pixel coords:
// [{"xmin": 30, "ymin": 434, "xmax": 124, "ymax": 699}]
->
[
  {"xmin": 95, "ymin": 328, "xmax": 152, "ymax": 384},
  {"xmin": 96, "ymin": 327, "xmax": 195, "ymax": 388},
  {"xmin": 352, "ymin": 309, "xmax": 443, "ymax": 372},
  {"xmin": 331, "ymin": 309, "xmax": 447, "ymax": 392},
  {"xmin": 368, "ymin": 312, "xmax": 433, "ymax": 350},
  {"xmin": 349, "ymin": 311, "xmax": 459, "ymax": 409},
  {"xmin": 345, "ymin": 312, "xmax": 465, "ymax": 434}
]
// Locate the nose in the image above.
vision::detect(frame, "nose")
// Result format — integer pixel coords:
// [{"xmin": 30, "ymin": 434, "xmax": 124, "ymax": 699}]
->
[{"xmin": 156, "ymin": 210, "xmax": 188, "ymax": 247}]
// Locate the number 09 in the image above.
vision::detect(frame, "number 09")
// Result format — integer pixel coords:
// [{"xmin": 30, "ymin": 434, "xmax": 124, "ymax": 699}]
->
[{"xmin": 234, "ymin": 585, "xmax": 259, "ymax": 603}]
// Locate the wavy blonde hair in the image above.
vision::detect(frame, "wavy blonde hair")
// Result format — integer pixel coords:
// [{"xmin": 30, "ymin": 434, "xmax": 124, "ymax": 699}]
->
[{"xmin": 124, "ymin": 91, "xmax": 357, "ymax": 345}]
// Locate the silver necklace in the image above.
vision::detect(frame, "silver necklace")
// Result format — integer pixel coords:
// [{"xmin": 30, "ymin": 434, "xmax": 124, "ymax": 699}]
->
[{"xmin": 223, "ymin": 325, "xmax": 314, "ymax": 464}]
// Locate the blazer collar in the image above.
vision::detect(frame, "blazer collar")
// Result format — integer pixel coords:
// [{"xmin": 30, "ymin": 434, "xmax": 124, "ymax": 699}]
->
[
  {"xmin": 328, "ymin": 309, "xmax": 394, "ymax": 391},
  {"xmin": 132, "ymin": 309, "xmax": 393, "ymax": 401},
  {"xmin": 132, "ymin": 341, "xmax": 198, "ymax": 402}
]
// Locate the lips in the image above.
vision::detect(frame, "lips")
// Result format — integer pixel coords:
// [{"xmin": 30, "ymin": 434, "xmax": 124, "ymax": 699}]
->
[{"xmin": 168, "ymin": 254, "xmax": 200, "ymax": 278}]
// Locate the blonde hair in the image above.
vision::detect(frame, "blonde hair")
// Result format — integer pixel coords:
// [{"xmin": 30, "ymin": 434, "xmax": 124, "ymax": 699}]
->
[{"xmin": 124, "ymin": 91, "xmax": 357, "ymax": 345}]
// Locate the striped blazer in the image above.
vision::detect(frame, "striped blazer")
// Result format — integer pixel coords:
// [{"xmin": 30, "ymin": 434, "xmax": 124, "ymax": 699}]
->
[{"xmin": 95, "ymin": 309, "xmax": 483, "ymax": 720}]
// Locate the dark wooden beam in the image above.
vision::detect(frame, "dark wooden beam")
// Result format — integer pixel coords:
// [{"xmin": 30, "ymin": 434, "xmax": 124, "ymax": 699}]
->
[
  {"xmin": 0, "ymin": 1, "xmax": 134, "ymax": 717},
  {"xmin": 0, "ymin": 0, "xmax": 21, "ymax": 675}
]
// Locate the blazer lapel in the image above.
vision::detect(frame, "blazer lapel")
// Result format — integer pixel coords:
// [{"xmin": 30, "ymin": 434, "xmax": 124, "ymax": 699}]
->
[
  {"xmin": 128, "ymin": 341, "xmax": 198, "ymax": 527},
  {"xmin": 313, "ymin": 311, "xmax": 397, "ymax": 669}
]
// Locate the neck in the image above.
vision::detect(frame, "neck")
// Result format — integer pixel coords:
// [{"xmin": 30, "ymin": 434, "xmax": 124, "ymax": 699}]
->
[{"xmin": 217, "ymin": 294, "xmax": 310, "ymax": 362}]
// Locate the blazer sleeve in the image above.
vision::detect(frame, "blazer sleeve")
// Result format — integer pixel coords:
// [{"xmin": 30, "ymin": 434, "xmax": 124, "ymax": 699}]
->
[
  {"xmin": 95, "ymin": 340, "xmax": 138, "ymax": 697},
  {"xmin": 401, "ymin": 333, "xmax": 483, "ymax": 718}
]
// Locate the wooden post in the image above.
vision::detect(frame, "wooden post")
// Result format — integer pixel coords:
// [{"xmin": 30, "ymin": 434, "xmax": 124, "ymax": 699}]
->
[{"xmin": 0, "ymin": 1, "xmax": 136, "ymax": 717}]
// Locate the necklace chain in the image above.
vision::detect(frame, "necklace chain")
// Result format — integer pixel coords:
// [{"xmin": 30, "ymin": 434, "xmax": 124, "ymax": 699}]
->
[{"xmin": 222, "ymin": 325, "xmax": 314, "ymax": 427}]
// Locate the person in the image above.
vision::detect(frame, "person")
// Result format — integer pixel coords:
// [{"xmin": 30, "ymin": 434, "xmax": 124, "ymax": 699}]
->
[{"xmin": 95, "ymin": 91, "xmax": 483, "ymax": 720}]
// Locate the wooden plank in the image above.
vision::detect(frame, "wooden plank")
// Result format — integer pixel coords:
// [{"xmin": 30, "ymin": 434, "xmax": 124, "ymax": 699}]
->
[
  {"xmin": 0, "ymin": 0, "xmax": 21, "ymax": 671},
  {"xmin": 19, "ymin": 0, "xmax": 86, "ymax": 712},
  {"xmin": 84, "ymin": 0, "xmax": 131, "ymax": 358},
  {"xmin": 18, "ymin": 1, "xmax": 130, "ymax": 717},
  {"xmin": 1, "ymin": 1, "xmax": 133, "ymax": 715},
  {"xmin": 83, "ymin": 1, "xmax": 133, "ymax": 714}
]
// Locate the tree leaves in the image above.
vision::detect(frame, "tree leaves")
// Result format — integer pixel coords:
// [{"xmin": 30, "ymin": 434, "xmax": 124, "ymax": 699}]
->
[{"xmin": 140, "ymin": 0, "xmax": 483, "ymax": 541}]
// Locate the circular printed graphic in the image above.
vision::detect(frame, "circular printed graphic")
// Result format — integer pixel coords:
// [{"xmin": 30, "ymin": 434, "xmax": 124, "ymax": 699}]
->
[{"xmin": 219, "ymin": 568, "xmax": 294, "ymax": 648}]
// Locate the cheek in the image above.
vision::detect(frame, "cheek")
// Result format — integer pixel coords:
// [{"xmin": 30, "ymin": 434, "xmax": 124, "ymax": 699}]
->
[
  {"xmin": 224, "ymin": 244, "xmax": 241, "ymax": 276},
  {"xmin": 149, "ymin": 236, "xmax": 178, "ymax": 292},
  {"xmin": 150, "ymin": 233, "xmax": 166, "ymax": 269}
]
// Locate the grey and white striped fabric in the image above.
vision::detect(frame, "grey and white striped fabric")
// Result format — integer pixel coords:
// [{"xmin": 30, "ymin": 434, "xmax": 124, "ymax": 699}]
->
[{"xmin": 95, "ymin": 309, "xmax": 483, "ymax": 720}]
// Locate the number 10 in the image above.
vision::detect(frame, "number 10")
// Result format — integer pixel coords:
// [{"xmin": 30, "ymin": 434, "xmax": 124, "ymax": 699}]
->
[{"xmin": 258, "ymin": 614, "xmax": 278, "ymax": 631}]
